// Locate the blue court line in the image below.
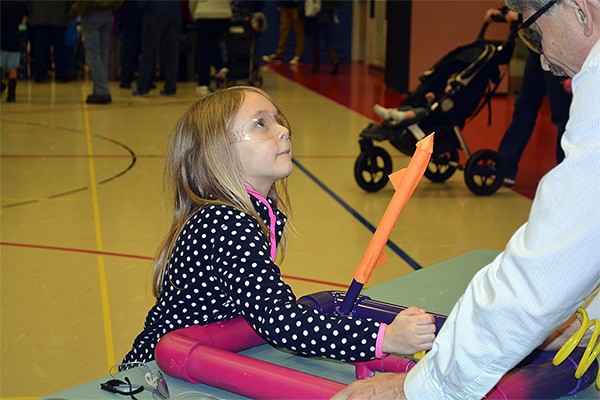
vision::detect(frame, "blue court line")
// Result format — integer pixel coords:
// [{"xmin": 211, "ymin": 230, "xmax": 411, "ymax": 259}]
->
[{"xmin": 292, "ymin": 158, "xmax": 422, "ymax": 271}]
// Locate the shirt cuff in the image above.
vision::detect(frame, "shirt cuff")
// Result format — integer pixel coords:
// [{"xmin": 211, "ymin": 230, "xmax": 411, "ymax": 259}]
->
[
  {"xmin": 375, "ymin": 323, "xmax": 387, "ymax": 358},
  {"xmin": 404, "ymin": 354, "xmax": 445, "ymax": 399}
]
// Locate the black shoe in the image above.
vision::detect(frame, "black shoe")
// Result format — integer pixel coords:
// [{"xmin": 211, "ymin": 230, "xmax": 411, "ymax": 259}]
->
[
  {"xmin": 132, "ymin": 90, "xmax": 149, "ymax": 97},
  {"xmin": 119, "ymin": 82, "xmax": 132, "ymax": 89},
  {"xmin": 331, "ymin": 61, "xmax": 339, "ymax": 75},
  {"xmin": 159, "ymin": 89, "xmax": 176, "ymax": 96},
  {"xmin": 86, "ymin": 94, "xmax": 112, "ymax": 104}
]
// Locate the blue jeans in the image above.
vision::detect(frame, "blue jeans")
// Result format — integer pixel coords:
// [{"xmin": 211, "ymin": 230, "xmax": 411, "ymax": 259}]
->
[
  {"xmin": 81, "ymin": 10, "xmax": 113, "ymax": 95},
  {"xmin": 497, "ymin": 51, "xmax": 572, "ymax": 180}
]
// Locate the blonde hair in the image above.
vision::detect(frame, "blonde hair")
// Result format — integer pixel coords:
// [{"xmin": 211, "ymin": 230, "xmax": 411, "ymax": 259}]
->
[{"xmin": 153, "ymin": 86, "xmax": 292, "ymax": 297}]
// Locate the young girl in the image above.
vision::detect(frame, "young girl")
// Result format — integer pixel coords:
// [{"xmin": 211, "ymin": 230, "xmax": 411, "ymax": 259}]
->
[{"xmin": 123, "ymin": 86, "xmax": 436, "ymax": 366}]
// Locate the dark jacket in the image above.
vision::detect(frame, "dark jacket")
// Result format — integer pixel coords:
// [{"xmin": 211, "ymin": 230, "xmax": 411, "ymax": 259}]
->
[
  {"xmin": 0, "ymin": 1, "xmax": 29, "ymax": 52},
  {"xmin": 70, "ymin": 0, "xmax": 124, "ymax": 17}
]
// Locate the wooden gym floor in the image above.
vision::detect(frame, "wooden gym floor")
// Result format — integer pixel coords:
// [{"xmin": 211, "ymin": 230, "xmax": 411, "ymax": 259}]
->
[{"xmin": 0, "ymin": 61, "xmax": 561, "ymax": 398}]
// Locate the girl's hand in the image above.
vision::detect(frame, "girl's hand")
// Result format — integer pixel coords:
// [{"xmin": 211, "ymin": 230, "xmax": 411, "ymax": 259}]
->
[{"xmin": 382, "ymin": 306, "xmax": 436, "ymax": 355}]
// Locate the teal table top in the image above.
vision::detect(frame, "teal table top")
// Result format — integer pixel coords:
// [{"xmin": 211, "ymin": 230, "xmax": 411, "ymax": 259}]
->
[{"xmin": 44, "ymin": 250, "xmax": 598, "ymax": 400}]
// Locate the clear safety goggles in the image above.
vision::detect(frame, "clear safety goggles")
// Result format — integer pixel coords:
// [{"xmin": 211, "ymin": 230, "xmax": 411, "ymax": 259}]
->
[{"xmin": 231, "ymin": 114, "xmax": 290, "ymax": 142}]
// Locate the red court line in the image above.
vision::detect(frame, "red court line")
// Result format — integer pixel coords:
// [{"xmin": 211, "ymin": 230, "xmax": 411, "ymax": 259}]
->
[
  {"xmin": 0, "ymin": 154, "xmax": 164, "ymax": 159},
  {"xmin": 0, "ymin": 241, "xmax": 347, "ymax": 288},
  {"xmin": 0, "ymin": 241, "xmax": 153, "ymax": 260}
]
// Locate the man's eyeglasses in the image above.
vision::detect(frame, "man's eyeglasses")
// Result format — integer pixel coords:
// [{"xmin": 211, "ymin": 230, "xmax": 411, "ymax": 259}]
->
[
  {"xmin": 231, "ymin": 114, "xmax": 290, "ymax": 142},
  {"xmin": 518, "ymin": 0, "xmax": 560, "ymax": 54}
]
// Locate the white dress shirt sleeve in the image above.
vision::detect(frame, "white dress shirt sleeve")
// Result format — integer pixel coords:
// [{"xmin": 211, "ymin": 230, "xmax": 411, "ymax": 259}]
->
[{"xmin": 405, "ymin": 39, "xmax": 600, "ymax": 399}]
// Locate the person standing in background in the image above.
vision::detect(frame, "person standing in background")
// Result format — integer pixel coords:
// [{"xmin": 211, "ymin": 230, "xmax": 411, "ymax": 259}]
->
[
  {"xmin": 1, "ymin": 0, "xmax": 29, "ymax": 102},
  {"xmin": 496, "ymin": 50, "xmax": 572, "ymax": 186},
  {"xmin": 28, "ymin": 1, "xmax": 72, "ymax": 83},
  {"xmin": 486, "ymin": 4, "xmax": 573, "ymax": 187},
  {"xmin": 306, "ymin": 0, "xmax": 341, "ymax": 75},
  {"xmin": 71, "ymin": 0, "xmax": 124, "ymax": 104},
  {"xmin": 262, "ymin": 1, "xmax": 304, "ymax": 65},
  {"xmin": 188, "ymin": 0, "xmax": 232, "ymax": 96},
  {"xmin": 115, "ymin": 0, "xmax": 145, "ymax": 89},
  {"xmin": 133, "ymin": 0, "xmax": 181, "ymax": 97}
]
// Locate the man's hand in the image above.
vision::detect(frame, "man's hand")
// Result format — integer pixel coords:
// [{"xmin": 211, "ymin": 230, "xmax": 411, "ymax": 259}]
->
[
  {"xmin": 331, "ymin": 373, "xmax": 408, "ymax": 400},
  {"xmin": 539, "ymin": 312, "xmax": 592, "ymax": 351}
]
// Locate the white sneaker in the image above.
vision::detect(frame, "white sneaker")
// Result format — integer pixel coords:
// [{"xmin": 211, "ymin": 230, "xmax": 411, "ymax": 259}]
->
[
  {"xmin": 289, "ymin": 56, "xmax": 301, "ymax": 65},
  {"xmin": 195, "ymin": 85, "xmax": 211, "ymax": 96},
  {"xmin": 214, "ymin": 67, "xmax": 229, "ymax": 81},
  {"xmin": 262, "ymin": 54, "xmax": 282, "ymax": 63},
  {"xmin": 503, "ymin": 178, "xmax": 516, "ymax": 187},
  {"xmin": 373, "ymin": 104, "xmax": 391, "ymax": 120},
  {"xmin": 373, "ymin": 104, "xmax": 407, "ymax": 122}
]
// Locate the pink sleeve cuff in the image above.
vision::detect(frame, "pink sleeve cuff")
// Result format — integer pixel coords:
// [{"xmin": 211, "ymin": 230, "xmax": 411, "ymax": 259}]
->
[{"xmin": 375, "ymin": 323, "xmax": 388, "ymax": 359}]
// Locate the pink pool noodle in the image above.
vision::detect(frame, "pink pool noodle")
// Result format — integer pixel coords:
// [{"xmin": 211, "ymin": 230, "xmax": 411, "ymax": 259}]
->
[{"xmin": 155, "ymin": 317, "xmax": 345, "ymax": 399}]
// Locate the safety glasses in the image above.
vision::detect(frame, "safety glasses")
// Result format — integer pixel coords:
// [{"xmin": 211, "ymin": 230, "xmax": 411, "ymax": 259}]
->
[
  {"xmin": 517, "ymin": 0, "xmax": 560, "ymax": 53},
  {"xmin": 231, "ymin": 113, "xmax": 290, "ymax": 142},
  {"xmin": 106, "ymin": 362, "xmax": 170, "ymax": 400}
]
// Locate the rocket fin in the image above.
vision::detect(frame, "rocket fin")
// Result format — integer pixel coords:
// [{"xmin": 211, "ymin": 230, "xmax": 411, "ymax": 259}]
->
[
  {"xmin": 388, "ymin": 169, "xmax": 406, "ymax": 191},
  {"xmin": 375, "ymin": 251, "xmax": 388, "ymax": 268}
]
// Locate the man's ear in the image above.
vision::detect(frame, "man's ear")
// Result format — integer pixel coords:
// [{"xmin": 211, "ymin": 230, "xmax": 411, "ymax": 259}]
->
[{"xmin": 569, "ymin": 0, "xmax": 595, "ymax": 36}]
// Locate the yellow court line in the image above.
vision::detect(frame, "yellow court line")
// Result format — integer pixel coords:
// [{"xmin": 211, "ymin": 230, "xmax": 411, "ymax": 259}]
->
[{"xmin": 81, "ymin": 85, "xmax": 116, "ymax": 368}]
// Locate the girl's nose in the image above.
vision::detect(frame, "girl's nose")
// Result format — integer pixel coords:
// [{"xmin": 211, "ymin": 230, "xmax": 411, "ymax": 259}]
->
[{"xmin": 278, "ymin": 126, "xmax": 290, "ymax": 140}]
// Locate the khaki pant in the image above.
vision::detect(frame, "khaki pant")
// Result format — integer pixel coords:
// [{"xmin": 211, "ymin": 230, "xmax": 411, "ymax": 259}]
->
[{"xmin": 275, "ymin": 7, "xmax": 305, "ymax": 59}]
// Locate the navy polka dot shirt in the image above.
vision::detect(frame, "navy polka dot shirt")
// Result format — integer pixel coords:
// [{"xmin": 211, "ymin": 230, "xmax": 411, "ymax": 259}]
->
[{"xmin": 123, "ymin": 193, "xmax": 382, "ymax": 365}]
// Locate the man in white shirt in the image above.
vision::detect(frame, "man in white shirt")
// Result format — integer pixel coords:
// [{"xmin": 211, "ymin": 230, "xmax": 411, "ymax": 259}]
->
[{"xmin": 333, "ymin": 0, "xmax": 600, "ymax": 398}]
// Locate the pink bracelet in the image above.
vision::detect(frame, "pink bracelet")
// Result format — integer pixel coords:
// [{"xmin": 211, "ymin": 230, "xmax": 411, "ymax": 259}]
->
[{"xmin": 375, "ymin": 323, "xmax": 388, "ymax": 359}]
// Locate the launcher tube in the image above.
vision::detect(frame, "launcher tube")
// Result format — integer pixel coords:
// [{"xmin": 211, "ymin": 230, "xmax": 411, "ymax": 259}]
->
[{"xmin": 155, "ymin": 291, "xmax": 598, "ymax": 399}]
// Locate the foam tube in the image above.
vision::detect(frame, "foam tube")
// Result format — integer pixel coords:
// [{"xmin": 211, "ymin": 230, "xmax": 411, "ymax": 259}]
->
[{"xmin": 155, "ymin": 317, "xmax": 344, "ymax": 399}]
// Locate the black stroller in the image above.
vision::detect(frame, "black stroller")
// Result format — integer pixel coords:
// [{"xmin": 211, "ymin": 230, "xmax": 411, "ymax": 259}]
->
[{"xmin": 354, "ymin": 19, "xmax": 517, "ymax": 196}]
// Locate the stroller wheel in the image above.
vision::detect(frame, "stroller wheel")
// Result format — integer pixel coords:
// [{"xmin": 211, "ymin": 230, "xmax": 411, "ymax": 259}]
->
[
  {"xmin": 464, "ymin": 149, "xmax": 503, "ymax": 196},
  {"xmin": 354, "ymin": 147, "xmax": 392, "ymax": 192},
  {"xmin": 424, "ymin": 148, "xmax": 458, "ymax": 183}
]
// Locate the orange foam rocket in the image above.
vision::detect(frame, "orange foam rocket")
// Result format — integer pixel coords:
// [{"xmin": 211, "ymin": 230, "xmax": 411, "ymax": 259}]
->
[{"xmin": 353, "ymin": 133, "xmax": 434, "ymax": 284}]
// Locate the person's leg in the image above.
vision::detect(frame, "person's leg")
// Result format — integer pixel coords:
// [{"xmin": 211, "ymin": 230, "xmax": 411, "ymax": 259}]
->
[
  {"xmin": 291, "ymin": 7, "xmax": 304, "ymax": 59},
  {"xmin": 211, "ymin": 19, "xmax": 229, "ymax": 72},
  {"xmin": 497, "ymin": 52, "xmax": 546, "ymax": 182},
  {"xmin": 194, "ymin": 19, "xmax": 212, "ymax": 87},
  {"xmin": 274, "ymin": 7, "xmax": 292, "ymax": 58},
  {"xmin": 81, "ymin": 11, "xmax": 111, "ymax": 96},
  {"xmin": 29, "ymin": 25, "xmax": 50, "ymax": 82},
  {"xmin": 6, "ymin": 67, "xmax": 18, "ymax": 102},
  {"xmin": 50, "ymin": 25, "xmax": 70, "ymax": 81},
  {"xmin": 119, "ymin": 23, "xmax": 142, "ymax": 87},
  {"xmin": 544, "ymin": 73, "xmax": 572, "ymax": 163},
  {"xmin": 160, "ymin": 19, "xmax": 180, "ymax": 94},
  {"xmin": 2, "ymin": 51, "xmax": 20, "ymax": 102},
  {"xmin": 136, "ymin": 14, "xmax": 159, "ymax": 94},
  {"xmin": 310, "ymin": 18, "xmax": 320, "ymax": 73},
  {"xmin": 98, "ymin": 12, "xmax": 113, "ymax": 92},
  {"xmin": 322, "ymin": 18, "xmax": 337, "ymax": 74}
]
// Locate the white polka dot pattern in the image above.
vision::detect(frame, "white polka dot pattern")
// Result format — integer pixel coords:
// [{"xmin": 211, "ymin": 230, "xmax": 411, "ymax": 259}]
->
[{"xmin": 123, "ymin": 195, "xmax": 381, "ymax": 365}]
